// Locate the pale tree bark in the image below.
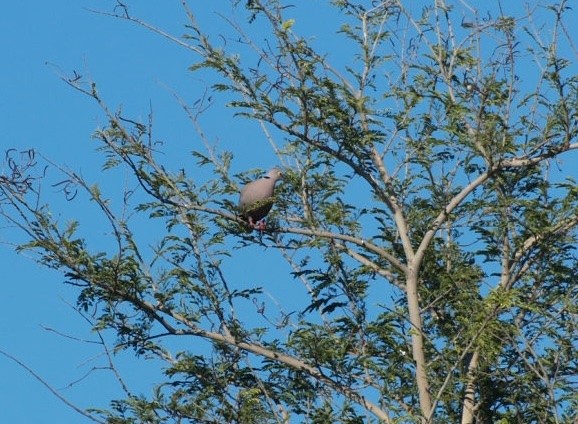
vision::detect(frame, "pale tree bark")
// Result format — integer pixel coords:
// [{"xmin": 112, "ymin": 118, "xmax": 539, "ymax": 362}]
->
[
  {"xmin": 461, "ymin": 350, "xmax": 480, "ymax": 424},
  {"xmin": 406, "ymin": 267, "xmax": 433, "ymax": 420}
]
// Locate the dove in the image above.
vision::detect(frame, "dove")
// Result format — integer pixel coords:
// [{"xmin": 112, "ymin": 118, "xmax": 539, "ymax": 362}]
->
[{"xmin": 238, "ymin": 168, "xmax": 283, "ymax": 230}]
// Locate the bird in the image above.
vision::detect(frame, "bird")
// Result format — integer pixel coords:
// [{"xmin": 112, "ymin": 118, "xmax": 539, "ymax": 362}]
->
[{"xmin": 238, "ymin": 168, "xmax": 283, "ymax": 230}]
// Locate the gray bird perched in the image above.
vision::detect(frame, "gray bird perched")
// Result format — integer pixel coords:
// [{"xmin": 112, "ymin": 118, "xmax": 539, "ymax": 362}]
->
[{"xmin": 238, "ymin": 168, "xmax": 283, "ymax": 230}]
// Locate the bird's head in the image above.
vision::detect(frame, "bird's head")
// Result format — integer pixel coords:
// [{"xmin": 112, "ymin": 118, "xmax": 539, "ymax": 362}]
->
[{"xmin": 266, "ymin": 168, "xmax": 283, "ymax": 182}]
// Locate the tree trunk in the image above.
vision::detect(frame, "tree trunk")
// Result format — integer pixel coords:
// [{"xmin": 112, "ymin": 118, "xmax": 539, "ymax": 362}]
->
[
  {"xmin": 406, "ymin": 268, "xmax": 433, "ymax": 420},
  {"xmin": 461, "ymin": 350, "xmax": 480, "ymax": 424}
]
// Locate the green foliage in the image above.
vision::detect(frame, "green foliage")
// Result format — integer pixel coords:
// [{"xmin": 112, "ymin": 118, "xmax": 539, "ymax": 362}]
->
[{"xmin": 1, "ymin": 1, "xmax": 578, "ymax": 423}]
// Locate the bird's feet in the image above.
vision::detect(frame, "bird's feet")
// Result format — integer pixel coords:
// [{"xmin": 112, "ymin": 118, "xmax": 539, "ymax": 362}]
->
[{"xmin": 249, "ymin": 218, "xmax": 267, "ymax": 231}]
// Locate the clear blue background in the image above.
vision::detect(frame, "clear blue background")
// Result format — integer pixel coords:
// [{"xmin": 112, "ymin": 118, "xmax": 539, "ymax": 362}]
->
[
  {"xmin": 0, "ymin": 2, "xmax": 333, "ymax": 422},
  {"xmin": 0, "ymin": 2, "xmax": 231, "ymax": 422},
  {"xmin": 1, "ymin": 2, "xmax": 577, "ymax": 423}
]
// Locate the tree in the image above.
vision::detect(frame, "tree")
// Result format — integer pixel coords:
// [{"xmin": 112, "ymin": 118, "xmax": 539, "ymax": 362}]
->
[{"xmin": 1, "ymin": 0, "xmax": 577, "ymax": 422}]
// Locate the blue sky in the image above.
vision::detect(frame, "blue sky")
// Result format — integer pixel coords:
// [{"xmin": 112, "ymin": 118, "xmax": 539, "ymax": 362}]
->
[
  {"xmin": 0, "ymin": 2, "xmax": 205, "ymax": 422},
  {"xmin": 1, "ymin": 1, "xmax": 577, "ymax": 423},
  {"xmin": 0, "ymin": 2, "xmax": 328, "ymax": 422}
]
